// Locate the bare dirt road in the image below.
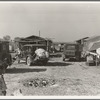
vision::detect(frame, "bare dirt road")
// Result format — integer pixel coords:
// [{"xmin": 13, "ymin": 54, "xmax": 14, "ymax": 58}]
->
[{"xmin": 4, "ymin": 57, "xmax": 100, "ymax": 96}]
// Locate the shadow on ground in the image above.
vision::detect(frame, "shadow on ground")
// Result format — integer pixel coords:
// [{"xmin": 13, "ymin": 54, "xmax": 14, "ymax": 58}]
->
[
  {"xmin": 6, "ymin": 68, "xmax": 47, "ymax": 74},
  {"xmin": 15, "ymin": 61, "xmax": 73, "ymax": 67},
  {"xmin": 45, "ymin": 62, "xmax": 73, "ymax": 66},
  {"xmin": 64, "ymin": 58, "xmax": 86, "ymax": 62}
]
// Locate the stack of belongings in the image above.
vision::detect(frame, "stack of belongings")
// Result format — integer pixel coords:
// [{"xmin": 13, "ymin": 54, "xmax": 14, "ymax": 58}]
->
[{"xmin": 35, "ymin": 48, "xmax": 49, "ymax": 59}]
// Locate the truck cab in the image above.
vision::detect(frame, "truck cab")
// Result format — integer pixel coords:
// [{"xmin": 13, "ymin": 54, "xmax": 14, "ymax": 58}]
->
[
  {"xmin": 0, "ymin": 41, "xmax": 12, "ymax": 69},
  {"xmin": 62, "ymin": 43, "xmax": 82, "ymax": 61}
]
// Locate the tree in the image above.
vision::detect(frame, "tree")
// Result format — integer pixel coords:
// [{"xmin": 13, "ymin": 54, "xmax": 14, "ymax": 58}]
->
[{"xmin": 3, "ymin": 35, "xmax": 11, "ymax": 41}]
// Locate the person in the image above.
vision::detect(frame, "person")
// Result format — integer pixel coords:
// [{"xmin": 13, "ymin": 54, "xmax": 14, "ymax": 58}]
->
[
  {"xmin": 51, "ymin": 45, "xmax": 55, "ymax": 53},
  {"xmin": 16, "ymin": 48, "xmax": 22, "ymax": 63},
  {"xmin": 0, "ymin": 60, "xmax": 8, "ymax": 96}
]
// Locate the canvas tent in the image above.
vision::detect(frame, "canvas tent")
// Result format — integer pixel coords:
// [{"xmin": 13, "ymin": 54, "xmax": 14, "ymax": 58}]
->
[
  {"xmin": 83, "ymin": 35, "xmax": 100, "ymax": 52},
  {"xmin": 89, "ymin": 42, "xmax": 100, "ymax": 51}
]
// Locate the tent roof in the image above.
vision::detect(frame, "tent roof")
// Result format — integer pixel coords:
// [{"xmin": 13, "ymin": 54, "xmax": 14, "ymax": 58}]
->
[
  {"xmin": 89, "ymin": 42, "xmax": 100, "ymax": 51},
  {"xmin": 86, "ymin": 35, "xmax": 100, "ymax": 42},
  {"xmin": 76, "ymin": 37, "xmax": 89, "ymax": 42}
]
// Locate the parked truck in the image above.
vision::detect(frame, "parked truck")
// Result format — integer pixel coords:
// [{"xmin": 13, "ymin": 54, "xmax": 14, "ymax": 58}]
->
[
  {"xmin": 16, "ymin": 44, "xmax": 49, "ymax": 66},
  {"xmin": 0, "ymin": 41, "xmax": 12, "ymax": 70},
  {"xmin": 62, "ymin": 43, "xmax": 82, "ymax": 61}
]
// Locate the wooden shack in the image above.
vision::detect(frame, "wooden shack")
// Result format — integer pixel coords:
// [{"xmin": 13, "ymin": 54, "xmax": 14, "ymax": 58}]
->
[{"xmin": 14, "ymin": 35, "xmax": 53, "ymax": 52}]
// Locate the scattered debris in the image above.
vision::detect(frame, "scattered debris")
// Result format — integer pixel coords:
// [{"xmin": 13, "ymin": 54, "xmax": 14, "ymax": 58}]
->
[
  {"xmin": 50, "ymin": 84, "xmax": 59, "ymax": 87},
  {"xmin": 23, "ymin": 78, "xmax": 56, "ymax": 88}
]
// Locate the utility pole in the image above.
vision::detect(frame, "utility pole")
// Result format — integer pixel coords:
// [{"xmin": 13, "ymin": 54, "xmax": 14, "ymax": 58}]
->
[{"xmin": 39, "ymin": 30, "xmax": 40, "ymax": 37}]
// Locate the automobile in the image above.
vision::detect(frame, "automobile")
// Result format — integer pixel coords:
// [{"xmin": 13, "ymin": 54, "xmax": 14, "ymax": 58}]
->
[
  {"xmin": 20, "ymin": 44, "xmax": 49, "ymax": 66},
  {"xmin": 86, "ymin": 54, "xmax": 96, "ymax": 66},
  {"xmin": 85, "ymin": 49, "xmax": 100, "ymax": 66},
  {"xmin": 62, "ymin": 43, "xmax": 82, "ymax": 61},
  {"xmin": 85, "ymin": 42, "xmax": 100, "ymax": 66},
  {"xmin": 0, "ymin": 41, "xmax": 12, "ymax": 69}
]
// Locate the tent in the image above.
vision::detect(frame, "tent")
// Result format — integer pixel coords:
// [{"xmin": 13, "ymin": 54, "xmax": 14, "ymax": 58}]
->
[{"xmin": 89, "ymin": 42, "xmax": 100, "ymax": 51}]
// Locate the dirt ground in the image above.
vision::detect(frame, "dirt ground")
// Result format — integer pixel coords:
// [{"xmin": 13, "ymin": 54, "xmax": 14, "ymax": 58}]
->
[{"xmin": 4, "ymin": 57, "xmax": 100, "ymax": 96}]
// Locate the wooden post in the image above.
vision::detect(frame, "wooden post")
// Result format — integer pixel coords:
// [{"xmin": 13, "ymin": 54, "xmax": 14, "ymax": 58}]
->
[
  {"xmin": 39, "ymin": 30, "xmax": 40, "ymax": 37},
  {"xmin": 96, "ymin": 55, "xmax": 97, "ymax": 66}
]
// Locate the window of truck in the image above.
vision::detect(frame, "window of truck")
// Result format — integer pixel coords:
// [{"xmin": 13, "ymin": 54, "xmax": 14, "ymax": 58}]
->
[
  {"xmin": 23, "ymin": 46, "xmax": 32, "ymax": 52},
  {"xmin": 65, "ymin": 45, "xmax": 75, "ymax": 50}
]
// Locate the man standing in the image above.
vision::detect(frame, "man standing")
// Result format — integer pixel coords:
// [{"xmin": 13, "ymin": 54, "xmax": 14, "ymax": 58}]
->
[
  {"xmin": 0, "ymin": 60, "xmax": 7, "ymax": 96},
  {"xmin": 16, "ymin": 48, "xmax": 22, "ymax": 63}
]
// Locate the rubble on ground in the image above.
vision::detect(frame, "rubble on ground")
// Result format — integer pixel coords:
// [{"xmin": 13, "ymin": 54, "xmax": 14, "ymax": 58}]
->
[{"xmin": 23, "ymin": 78, "xmax": 56, "ymax": 88}]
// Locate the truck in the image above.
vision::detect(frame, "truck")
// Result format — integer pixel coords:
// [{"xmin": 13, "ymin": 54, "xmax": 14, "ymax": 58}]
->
[
  {"xmin": 18, "ymin": 44, "xmax": 49, "ymax": 66},
  {"xmin": 0, "ymin": 41, "xmax": 12, "ymax": 69},
  {"xmin": 62, "ymin": 43, "xmax": 82, "ymax": 61}
]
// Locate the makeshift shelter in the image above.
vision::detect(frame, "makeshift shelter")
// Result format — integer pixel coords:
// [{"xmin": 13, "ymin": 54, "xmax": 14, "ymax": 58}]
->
[
  {"xmin": 89, "ymin": 42, "xmax": 100, "ymax": 51},
  {"xmin": 83, "ymin": 35, "xmax": 100, "ymax": 52},
  {"xmin": 14, "ymin": 35, "xmax": 53, "ymax": 52}
]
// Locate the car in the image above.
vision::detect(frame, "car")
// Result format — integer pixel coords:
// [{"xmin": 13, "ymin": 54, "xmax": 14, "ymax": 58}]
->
[
  {"xmin": 0, "ymin": 41, "xmax": 12, "ymax": 69},
  {"xmin": 62, "ymin": 43, "xmax": 82, "ymax": 61},
  {"xmin": 20, "ymin": 44, "xmax": 49, "ymax": 66},
  {"xmin": 86, "ymin": 54, "xmax": 96, "ymax": 66},
  {"xmin": 85, "ymin": 51, "xmax": 100, "ymax": 66}
]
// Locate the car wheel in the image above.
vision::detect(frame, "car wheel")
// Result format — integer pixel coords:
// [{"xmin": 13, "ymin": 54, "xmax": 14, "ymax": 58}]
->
[{"xmin": 26, "ymin": 57, "xmax": 32, "ymax": 66}]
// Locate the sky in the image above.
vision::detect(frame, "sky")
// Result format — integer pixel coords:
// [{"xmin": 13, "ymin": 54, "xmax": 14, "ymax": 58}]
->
[{"xmin": 0, "ymin": 2, "xmax": 100, "ymax": 42}]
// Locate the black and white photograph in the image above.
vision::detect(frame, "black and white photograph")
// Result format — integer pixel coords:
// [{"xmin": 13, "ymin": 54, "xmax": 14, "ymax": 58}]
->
[{"xmin": 0, "ymin": 1, "xmax": 100, "ymax": 97}]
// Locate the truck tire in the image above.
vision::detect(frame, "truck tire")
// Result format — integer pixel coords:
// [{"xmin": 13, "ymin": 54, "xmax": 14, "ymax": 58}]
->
[{"xmin": 26, "ymin": 56, "xmax": 32, "ymax": 66}]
